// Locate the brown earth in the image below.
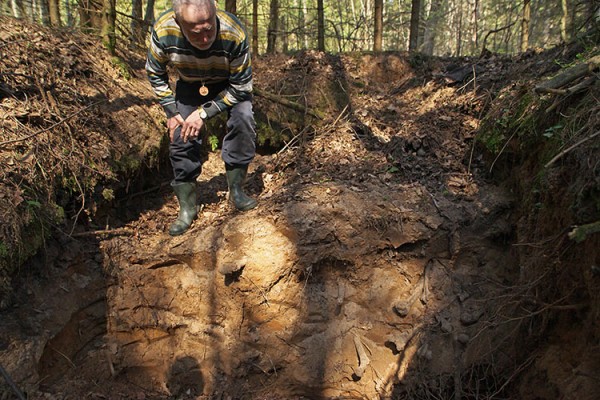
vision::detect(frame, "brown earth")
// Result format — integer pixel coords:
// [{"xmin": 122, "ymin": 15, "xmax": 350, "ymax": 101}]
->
[{"xmin": 1, "ymin": 17, "xmax": 599, "ymax": 400}]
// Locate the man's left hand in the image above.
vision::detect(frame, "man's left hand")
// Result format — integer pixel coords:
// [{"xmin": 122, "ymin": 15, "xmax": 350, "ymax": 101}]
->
[{"xmin": 181, "ymin": 110, "xmax": 204, "ymax": 143}]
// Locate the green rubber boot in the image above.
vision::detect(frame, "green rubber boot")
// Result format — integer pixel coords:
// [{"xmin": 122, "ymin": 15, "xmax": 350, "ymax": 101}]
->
[
  {"xmin": 225, "ymin": 164, "xmax": 258, "ymax": 211},
  {"xmin": 169, "ymin": 181, "xmax": 198, "ymax": 236}
]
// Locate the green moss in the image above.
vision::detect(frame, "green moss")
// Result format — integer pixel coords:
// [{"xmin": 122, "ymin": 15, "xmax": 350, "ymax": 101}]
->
[{"xmin": 111, "ymin": 56, "xmax": 132, "ymax": 80}]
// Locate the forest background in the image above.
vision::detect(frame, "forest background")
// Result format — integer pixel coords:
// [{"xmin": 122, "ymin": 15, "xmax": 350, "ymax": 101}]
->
[{"xmin": 2, "ymin": 0, "xmax": 599, "ymax": 59}]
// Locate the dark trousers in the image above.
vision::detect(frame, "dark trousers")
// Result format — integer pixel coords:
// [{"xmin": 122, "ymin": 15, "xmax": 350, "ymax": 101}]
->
[{"xmin": 170, "ymin": 82, "xmax": 256, "ymax": 183}]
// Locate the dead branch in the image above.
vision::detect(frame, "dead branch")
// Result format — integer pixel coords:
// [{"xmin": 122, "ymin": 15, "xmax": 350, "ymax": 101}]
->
[
  {"xmin": 568, "ymin": 220, "xmax": 600, "ymax": 243},
  {"xmin": 253, "ymin": 87, "xmax": 324, "ymax": 119},
  {"xmin": 480, "ymin": 21, "xmax": 517, "ymax": 55},
  {"xmin": 0, "ymin": 100, "xmax": 106, "ymax": 148},
  {"xmin": 534, "ymin": 55, "xmax": 600, "ymax": 94},
  {"xmin": 544, "ymin": 130, "xmax": 600, "ymax": 168},
  {"xmin": 71, "ymin": 227, "xmax": 135, "ymax": 237}
]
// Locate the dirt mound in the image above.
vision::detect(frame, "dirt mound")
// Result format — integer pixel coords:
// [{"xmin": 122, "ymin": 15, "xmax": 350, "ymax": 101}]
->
[
  {"xmin": 1, "ymin": 17, "xmax": 599, "ymax": 400},
  {"xmin": 0, "ymin": 16, "xmax": 165, "ymax": 307}
]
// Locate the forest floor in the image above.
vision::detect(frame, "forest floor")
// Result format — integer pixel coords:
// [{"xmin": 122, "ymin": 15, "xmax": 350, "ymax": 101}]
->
[{"xmin": 1, "ymin": 16, "xmax": 599, "ymax": 400}]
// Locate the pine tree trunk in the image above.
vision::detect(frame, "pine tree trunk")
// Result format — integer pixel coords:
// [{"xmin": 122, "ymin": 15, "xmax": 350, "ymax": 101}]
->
[
  {"xmin": 252, "ymin": 0, "xmax": 259, "ymax": 55},
  {"xmin": 131, "ymin": 0, "xmax": 144, "ymax": 46},
  {"xmin": 374, "ymin": 0, "xmax": 383, "ymax": 51},
  {"xmin": 421, "ymin": 0, "xmax": 443, "ymax": 55},
  {"xmin": 409, "ymin": 0, "xmax": 420, "ymax": 51},
  {"xmin": 317, "ymin": 0, "xmax": 325, "ymax": 51},
  {"xmin": 226, "ymin": 0, "xmax": 236, "ymax": 15},
  {"xmin": 101, "ymin": 0, "xmax": 117, "ymax": 55},
  {"xmin": 48, "ymin": 0, "xmax": 60, "ymax": 26},
  {"xmin": 267, "ymin": 0, "xmax": 278, "ymax": 53},
  {"xmin": 521, "ymin": 0, "xmax": 531, "ymax": 52},
  {"xmin": 143, "ymin": 0, "xmax": 155, "ymax": 27}
]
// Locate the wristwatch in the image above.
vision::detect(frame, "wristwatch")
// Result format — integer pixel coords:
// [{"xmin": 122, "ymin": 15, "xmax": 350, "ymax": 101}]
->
[{"xmin": 199, "ymin": 107, "xmax": 207, "ymax": 119}]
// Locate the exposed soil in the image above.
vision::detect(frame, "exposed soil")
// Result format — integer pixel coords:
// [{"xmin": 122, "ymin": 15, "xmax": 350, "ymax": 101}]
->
[{"xmin": 1, "ymin": 17, "xmax": 599, "ymax": 400}]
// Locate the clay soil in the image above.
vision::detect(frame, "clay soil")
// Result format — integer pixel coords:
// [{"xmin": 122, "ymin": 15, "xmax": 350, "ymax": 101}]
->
[{"xmin": 1, "ymin": 17, "xmax": 599, "ymax": 400}]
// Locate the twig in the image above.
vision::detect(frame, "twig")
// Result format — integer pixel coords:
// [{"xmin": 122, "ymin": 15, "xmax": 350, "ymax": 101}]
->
[
  {"xmin": 0, "ymin": 364, "xmax": 26, "ymax": 400},
  {"xmin": 544, "ymin": 131, "xmax": 600, "ymax": 168},
  {"xmin": 70, "ymin": 227, "xmax": 135, "ymax": 237},
  {"xmin": 0, "ymin": 100, "xmax": 106, "ymax": 148}
]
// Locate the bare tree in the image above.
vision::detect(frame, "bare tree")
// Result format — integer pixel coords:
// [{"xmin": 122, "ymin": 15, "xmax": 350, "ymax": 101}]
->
[
  {"xmin": 131, "ymin": 0, "xmax": 144, "ymax": 45},
  {"xmin": 101, "ymin": 0, "xmax": 116, "ymax": 54},
  {"xmin": 561, "ymin": 0, "xmax": 568, "ymax": 42},
  {"xmin": 252, "ymin": 0, "xmax": 258, "ymax": 55},
  {"xmin": 267, "ymin": 0, "xmax": 278, "ymax": 53},
  {"xmin": 317, "ymin": 0, "xmax": 324, "ymax": 51},
  {"xmin": 225, "ymin": 0, "xmax": 236, "ymax": 15},
  {"xmin": 144, "ymin": 0, "xmax": 156, "ymax": 26},
  {"xmin": 421, "ymin": 0, "xmax": 444, "ymax": 55},
  {"xmin": 374, "ymin": 0, "xmax": 383, "ymax": 51},
  {"xmin": 48, "ymin": 0, "xmax": 60, "ymax": 26},
  {"xmin": 409, "ymin": 0, "xmax": 420, "ymax": 51},
  {"xmin": 521, "ymin": 0, "xmax": 531, "ymax": 52}
]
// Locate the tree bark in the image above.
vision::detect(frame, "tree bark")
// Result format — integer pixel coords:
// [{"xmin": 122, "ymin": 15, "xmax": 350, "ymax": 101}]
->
[
  {"xmin": 252, "ymin": 0, "xmax": 259, "ymax": 55},
  {"xmin": 520, "ymin": 0, "xmax": 531, "ymax": 52},
  {"xmin": 101, "ymin": 0, "xmax": 117, "ymax": 55},
  {"xmin": 561, "ymin": 0, "xmax": 568, "ymax": 42},
  {"xmin": 267, "ymin": 0, "xmax": 278, "ymax": 53},
  {"xmin": 409, "ymin": 0, "xmax": 420, "ymax": 51},
  {"xmin": 48, "ymin": 0, "xmax": 60, "ymax": 26},
  {"xmin": 144, "ymin": 0, "xmax": 155, "ymax": 26},
  {"xmin": 131, "ymin": 0, "xmax": 144, "ymax": 46},
  {"xmin": 421, "ymin": 0, "xmax": 443, "ymax": 55},
  {"xmin": 225, "ymin": 0, "xmax": 236, "ymax": 15},
  {"xmin": 317, "ymin": 0, "xmax": 325, "ymax": 51},
  {"xmin": 374, "ymin": 0, "xmax": 383, "ymax": 51},
  {"xmin": 39, "ymin": 0, "xmax": 50, "ymax": 25}
]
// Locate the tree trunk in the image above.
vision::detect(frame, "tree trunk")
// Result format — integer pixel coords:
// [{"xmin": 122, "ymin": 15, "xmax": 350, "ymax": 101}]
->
[
  {"xmin": 409, "ymin": 0, "xmax": 421, "ymax": 51},
  {"xmin": 39, "ymin": 0, "xmax": 50, "ymax": 25},
  {"xmin": 225, "ymin": 0, "xmax": 236, "ymax": 15},
  {"xmin": 48, "ymin": 0, "xmax": 60, "ymax": 26},
  {"xmin": 252, "ymin": 0, "xmax": 259, "ymax": 55},
  {"xmin": 267, "ymin": 0, "xmax": 278, "ymax": 53},
  {"xmin": 143, "ymin": 0, "xmax": 155, "ymax": 26},
  {"xmin": 317, "ymin": 0, "xmax": 325, "ymax": 51},
  {"xmin": 65, "ymin": 0, "xmax": 74, "ymax": 26},
  {"xmin": 561, "ymin": 0, "xmax": 568, "ymax": 42},
  {"xmin": 471, "ymin": 0, "xmax": 479, "ymax": 54},
  {"xmin": 455, "ymin": 0, "xmax": 463, "ymax": 56},
  {"xmin": 374, "ymin": 0, "xmax": 383, "ymax": 51},
  {"xmin": 131, "ymin": 0, "xmax": 144, "ymax": 46},
  {"xmin": 421, "ymin": 0, "xmax": 443, "ymax": 55},
  {"xmin": 101, "ymin": 0, "xmax": 117, "ymax": 55},
  {"xmin": 11, "ymin": 0, "xmax": 26, "ymax": 18},
  {"xmin": 521, "ymin": 0, "xmax": 531, "ymax": 52}
]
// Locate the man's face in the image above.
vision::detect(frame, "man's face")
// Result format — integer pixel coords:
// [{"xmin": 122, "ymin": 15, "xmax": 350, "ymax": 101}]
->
[{"xmin": 176, "ymin": 5, "xmax": 217, "ymax": 50}]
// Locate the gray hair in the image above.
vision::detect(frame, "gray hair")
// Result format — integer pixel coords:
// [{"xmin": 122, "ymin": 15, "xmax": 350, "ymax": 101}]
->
[{"xmin": 172, "ymin": 0, "xmax": 216, "ymax": 18}]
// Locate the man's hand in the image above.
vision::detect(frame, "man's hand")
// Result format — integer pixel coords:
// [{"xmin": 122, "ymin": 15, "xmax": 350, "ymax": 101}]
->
[
  {"xmin": 167, "ymin": 115, "xmax": 184, "ymax": 143},
  {"xmin": 167, "ymin": 111, "xmax": 205, "ymax": 143}
]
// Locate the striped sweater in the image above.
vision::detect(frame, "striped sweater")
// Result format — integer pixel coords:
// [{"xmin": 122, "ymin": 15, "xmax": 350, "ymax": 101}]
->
[{"xmin": 146, "ymin": 9, "xmax": 252, "ymax": 119}]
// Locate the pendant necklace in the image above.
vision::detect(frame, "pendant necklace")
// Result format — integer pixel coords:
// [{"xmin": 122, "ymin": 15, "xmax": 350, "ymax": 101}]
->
[{"xmin": 199, "ymin": 83, "xmax": 209, "ymax": 96}]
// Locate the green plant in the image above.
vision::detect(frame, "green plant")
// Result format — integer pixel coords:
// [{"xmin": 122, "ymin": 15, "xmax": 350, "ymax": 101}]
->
[{"xmin": 208, "ymin": 134, "xmax": 219, "ymax": 152}]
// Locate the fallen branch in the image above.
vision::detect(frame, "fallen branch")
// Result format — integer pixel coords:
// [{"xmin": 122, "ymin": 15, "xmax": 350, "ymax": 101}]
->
[
  {"xmin": 568, "ymin": 221, "xmax": 600, "ymax": 243},
  {"xmin": 534, "ymin": 55, "xmax": 600, "ymax": 94},
  {"xmin": 71, "ymin": 227, "xmax": 135, "ymax": 237},
  {"xmin": 253, "ymin": 87, "xmax": 324, "ymax": 119},
  {"xmin": 544, "ymin": 130, "xmax": 599, "ymax": 168},
  {"xmin": 0, "ymin": 100, "xmax": 106, "ymax": 148}
]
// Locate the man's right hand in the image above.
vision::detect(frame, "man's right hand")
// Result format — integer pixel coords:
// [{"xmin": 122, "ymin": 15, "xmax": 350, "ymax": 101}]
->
[{"xmin": 167, "ymin": 115, "xmax": 185, "ymax": 143}]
